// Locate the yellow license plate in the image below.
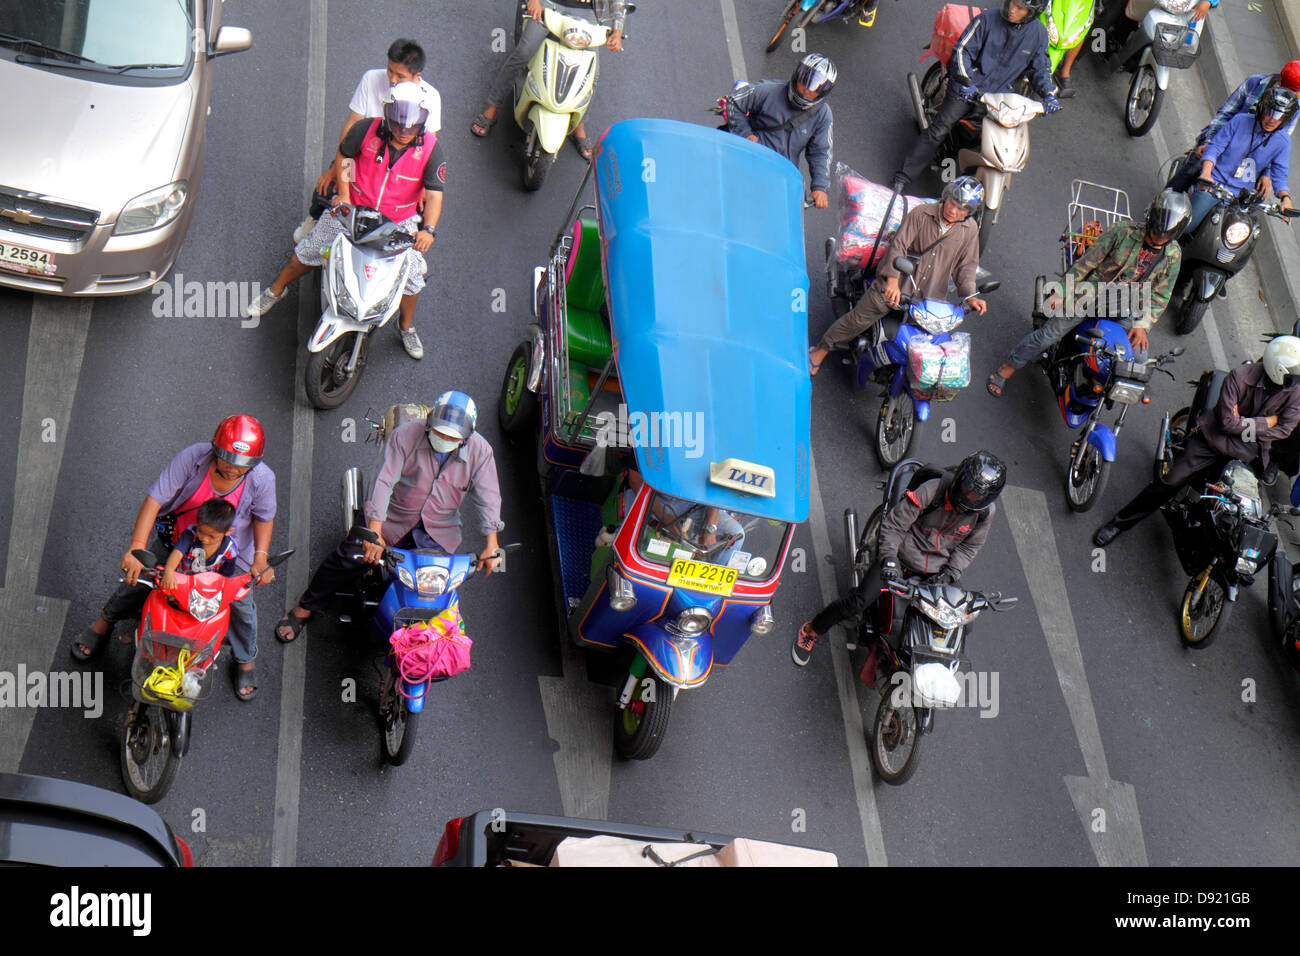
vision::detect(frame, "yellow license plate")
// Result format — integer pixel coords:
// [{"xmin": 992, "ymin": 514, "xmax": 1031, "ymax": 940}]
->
[{"xmin": 666, "ymin": 558, "xmax": 737, "ymax": 596}]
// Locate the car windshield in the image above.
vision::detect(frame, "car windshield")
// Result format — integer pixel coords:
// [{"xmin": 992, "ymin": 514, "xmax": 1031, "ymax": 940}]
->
[
  {"xmin": 635, "ymin": 492, "xmax": 790, "ymax": 582},
  {"xmin": 0, "ymin": 0, "xmax": 192, "ymax": 69}
]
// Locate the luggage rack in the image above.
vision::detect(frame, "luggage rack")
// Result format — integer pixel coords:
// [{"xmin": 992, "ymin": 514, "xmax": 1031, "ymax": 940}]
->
[{"xmin": 1061, "ymin": 180, "xmax": 1130, "ymax": 272}]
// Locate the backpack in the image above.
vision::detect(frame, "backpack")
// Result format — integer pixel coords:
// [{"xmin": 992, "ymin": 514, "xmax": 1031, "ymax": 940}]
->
[{"xmin": 898, "ymin": 463, "xmax": 957, "ymax": 509}]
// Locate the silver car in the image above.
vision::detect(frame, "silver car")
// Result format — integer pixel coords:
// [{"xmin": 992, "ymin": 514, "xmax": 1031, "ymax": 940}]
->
[{"xmin": 0, "ymin": 0, "xmax": 251, "ymax": 295}]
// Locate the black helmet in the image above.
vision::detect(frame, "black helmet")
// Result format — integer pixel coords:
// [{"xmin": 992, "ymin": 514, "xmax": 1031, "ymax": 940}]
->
[
  {"xmin": 1144, "ymin": 188, "xmax": 1192, "ymax": 245},
  {"xmin": 949, "ymin": 451, "xmax": 1006, "ymax": 512},
  {"xmin": 789, "ymin": 54, "xmax": 837, "ymax": 110},
  {"xmin": 1003, "ymin": 0, "xmax": 1047, "ymax": 21},
  {"xmin": 1257, "ymin": 84, "xmax": 1300, "ymax": 127}
]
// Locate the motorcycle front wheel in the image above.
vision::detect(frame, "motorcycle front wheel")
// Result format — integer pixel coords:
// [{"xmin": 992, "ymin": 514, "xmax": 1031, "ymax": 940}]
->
[
  {"xmin": 766, "ymin": 1, "xmax": 800, "ymax": 53},
  {"xmin": 977, "ymin": 205, "xmax": 995, "ymax": 253},
  {"xmin": 1066, "ymin": 441, "xmax": 1110, "ymax": 512},
  {"xmin": 1174, "ymin": 293, "xmax": 1210, "ymax": 336},
  {"xmin": 1125, "ymin": 63, "xmax": 1163, "ymax": 137},
  {"xmin": 522, "ymin": 122, "xmax": 557, "ymax": 192},
  {"xmin": 380, "ymin": 673, "xmax": 420, "ymax": 766},
  {"xmin": 305, "ymin": 331, "xmax": 368, "ymax": 410},
  {"xmin": 875, "ymin": 390, "xmax": 918, "ymax": 468},
  {"xmin": 613, "ymin": 671, "xmax": 673, "ymax": 760},
  {"xmin": 871, "ymin": 679, "xmax": 922, "ymax": 784},
  {"xmin": 1179, "ymin": 569, "xmax": 1231, "ymax": 649},
  {"xmin": 121, "ymin": 702, "xmax": 183, "ymax": 804}
]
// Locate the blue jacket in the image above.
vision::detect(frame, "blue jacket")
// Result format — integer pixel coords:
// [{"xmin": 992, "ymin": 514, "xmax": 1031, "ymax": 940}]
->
[
  {"xmin": 950, "ymin": 9, "xmax": 1057, "ymax": 98},
  {"xmin": 1203, "ymin": 112, "xmax": 1291, "ymax": 195},
  {"xmin": 1199, "ymin": 73, "xmax": 1300, "ymax": 145}
]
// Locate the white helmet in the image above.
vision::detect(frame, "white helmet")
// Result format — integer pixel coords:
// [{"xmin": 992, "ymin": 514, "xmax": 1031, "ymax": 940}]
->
[
  {"xmin": 382, "ymin": 81, "xmax": 429, "ymax": 135},
  {"xmin": 1262, "ymin": 334, "xmax": 1300, "ymax": 386}
]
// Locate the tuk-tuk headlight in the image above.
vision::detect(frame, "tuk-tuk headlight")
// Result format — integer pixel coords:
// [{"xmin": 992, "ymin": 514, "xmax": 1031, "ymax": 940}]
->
[
  {"xmin": 749, "ymin": 605, "xmax": 774, "ymax": 636},
  {"xmin": 607, "ymin": 566, "xmax": 637, "ymax": 611},
  {"xmin": 396, "ymin": 566, "xmax": 415, "ymax": 590},
  {"xmin": 416, "ymin": 566, "xmax": 448, "ymax": 597},
  {"xmin": 675, "ymin": 607, "xmax": 713, "ymax": 635}
]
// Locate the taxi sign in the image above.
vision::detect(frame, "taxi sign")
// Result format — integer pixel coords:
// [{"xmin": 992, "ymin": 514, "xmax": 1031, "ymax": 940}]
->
[{"xmin": 708, "ymin": 459, "xmax": 776, "ymax": 498}]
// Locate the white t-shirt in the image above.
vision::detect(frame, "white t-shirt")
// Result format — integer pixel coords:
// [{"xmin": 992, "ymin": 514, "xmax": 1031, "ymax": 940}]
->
[{"xmin": 348, "ymin": 69, "xmax": 442, "ymax": 133}]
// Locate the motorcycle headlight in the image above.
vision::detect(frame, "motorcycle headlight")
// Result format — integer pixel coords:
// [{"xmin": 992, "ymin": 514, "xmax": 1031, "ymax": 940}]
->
[
  {"xmin": 675, "ymin": 607, "xmax": 714, "ymax": 636},
  {"xmin": 448, "ymin": 570, "xmax": 467, "ymax": 590},
  {"xmin": 1223, "ymin": 220, "xmax": 1251, "ymax": 247},
  {"xmin": 416, "ymin": 566, "xmax": 448, "ymax": 597},
  {"xmin": 562, "ymin": 27, "xmax": 593, "ymax": 49},
  {"xmin": 188, "ymin": 590, "xmax": 222, "ymax": 622},
  {"xmin": 114, "ymin": 181, "xmax": 188, "ymax": 235},
  {"xmin": 332, "ymin": 261, "xmax": 358, "ymax": 318},
  {"xmin": 396, "ymin": 565, "xmax": 415, "ymax": 590},
  {"xmin": 918, "ymin": 599, "xmax": 964, "ymax": 630},
  {"xmin": 1235, "ymin": 556, "xmax": 1258, "ymax": 575}
]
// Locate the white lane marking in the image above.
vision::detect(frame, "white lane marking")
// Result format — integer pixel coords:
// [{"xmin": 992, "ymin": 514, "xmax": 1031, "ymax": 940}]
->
[
  {"xmin": 271, "ymin": 0, "xmax": 327, "ymax": 869},
  {"xmin": 717, "ymin": 0, "xmax": 749, "ymax": 83},
  {"xmin": 0, "ymin": 298, "xmax": 91, "ymax": 773},
  {"xmin": 1002, "ymin": 485, "xmax": 1148, "ymax": 866}
]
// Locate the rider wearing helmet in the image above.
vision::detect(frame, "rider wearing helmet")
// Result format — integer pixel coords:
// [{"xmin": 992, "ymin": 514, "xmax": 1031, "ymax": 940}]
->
[
  {"xmin": 793, "ymin": 451, "xmax": 1006, "ymax": 666},
  {"xmin": 893, "ymin": 0, "xmax": 1058, "ymax": 189},
  {"xmin": 723, "ymin": 54, "xmax": 837, "ymax": 207},
  {"xmin": 277, "ymin": 391, "xmax": 506, "ymax": 643},
  {"xmin": 72, "ymin": 416, "xmax": 279, "ymax": 700},
  {"xmin": 988, "ymin": 189, "xmax": 1188, "ymax": 396},
  {"xmin": 247, "ymin": 81, "xmax": 447, "ymax": 360},
  {"xmin": 1095, "ymin": 338, "xmax": 1300, "ymax": 547},
  {"xmin": 809, "ymin": 175, "xmax": 986, "ymax": 376}
]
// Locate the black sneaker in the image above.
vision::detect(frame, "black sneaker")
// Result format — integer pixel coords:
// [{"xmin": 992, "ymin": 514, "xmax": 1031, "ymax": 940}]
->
[
  {"xmin": 1054, "ymin": 71, "xmax": 1076, "ymax": 98},
  {"xmin": 791, "ymin": 622, "xmax": 818, "ymax": 667},
  {"xmin": 889, "ymin": 171, "xmax": 909, "ymax": 194}
]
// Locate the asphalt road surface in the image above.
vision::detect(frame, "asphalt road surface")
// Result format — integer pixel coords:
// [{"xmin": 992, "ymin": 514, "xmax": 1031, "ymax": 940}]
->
[{"xmin": 2, "ymin": 0, "xmax": 1298, "ymax": 867}]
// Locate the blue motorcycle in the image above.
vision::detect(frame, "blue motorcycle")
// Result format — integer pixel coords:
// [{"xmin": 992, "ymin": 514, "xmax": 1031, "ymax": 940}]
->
[
  {"xmin": 827, "ymin": 249, "xmax": 997, "ymax": 467},
  {"xmin": 767, "ymin": 0, "xmax": 881, "ymax": 51}
]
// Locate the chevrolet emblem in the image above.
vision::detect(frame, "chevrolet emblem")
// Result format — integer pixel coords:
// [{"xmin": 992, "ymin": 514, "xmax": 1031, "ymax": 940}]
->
[{"xmin": 2, "ymin": 207, "xmax": 43, "ymax": 226}]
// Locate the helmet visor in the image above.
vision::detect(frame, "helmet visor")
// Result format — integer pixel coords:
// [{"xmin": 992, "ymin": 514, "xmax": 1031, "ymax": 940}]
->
[
  {"xmin": 384, "ymin": 98, "xmax": 428, "ymax": 133},
  {"xmin": 952, "ymin": 483, "xmax": 994, "ymax": 512},
  {"xmin": 427, "ymin": 403, "xmax": 474, "ymax": 441}
]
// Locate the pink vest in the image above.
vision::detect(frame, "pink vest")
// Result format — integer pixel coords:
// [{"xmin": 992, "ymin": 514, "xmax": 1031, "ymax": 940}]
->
[
  {"xmin": 173, "ymin": 469, "xmax": 247, "ymax": 541},
  {"xmin": 352, "ymin": 119, "xmax": 431, "ymax": 222}
]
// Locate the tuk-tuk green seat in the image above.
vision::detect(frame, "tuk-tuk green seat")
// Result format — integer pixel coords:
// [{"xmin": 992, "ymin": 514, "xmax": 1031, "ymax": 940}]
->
[{"xmin": 564, "ymin": 217, "xmax": 612, "ymax": 369}]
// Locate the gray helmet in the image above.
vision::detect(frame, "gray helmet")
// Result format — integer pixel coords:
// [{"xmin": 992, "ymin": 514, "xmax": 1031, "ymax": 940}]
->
[
  {"xmin": 1145, "ymin": 188, "xmax": 1192, "ymax": 245},
  {"xmin": 789, "ymin": 54, "xmax": 837, "ymax": 109}
]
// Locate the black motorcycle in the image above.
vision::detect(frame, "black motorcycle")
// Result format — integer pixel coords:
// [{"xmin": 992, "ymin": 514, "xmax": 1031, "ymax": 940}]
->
[
  {"xmin": 845, "ymin": 459, "xmax": 1017, "ymax": 784},
  {"xmin": 1153, "ymin": 370, "xmax": 1295, "ymax": 647},
  {"xmin": 1161, "ymin": 169, "xmax": 1298, "ymax": 335}
]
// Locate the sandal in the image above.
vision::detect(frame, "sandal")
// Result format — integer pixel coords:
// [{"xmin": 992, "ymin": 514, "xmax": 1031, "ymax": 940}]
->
[
  {"xmin": 70, "ymin": 625, "xmax": 106, "ymax": 662},
  {"xmin": 986, "ymin": 371, "xmax": 1008, "ymax": 398},
  {"xmin": 235, "ymin": 662, "xmax": 257, "ymax": 702},
  {"xmin": 471, "ymin": 111, "xmax": 497, "ymax": 138},
  {"xmin": 809, "ymin": 349, "xmax": 825, "ymax": 377},
  {"xmin": 571, "ymin": 132, "xmax": 594, "ymax": 161},
  {"xmin": 275, "ymin": 611, "xmax": 309, "ymax": 644}
]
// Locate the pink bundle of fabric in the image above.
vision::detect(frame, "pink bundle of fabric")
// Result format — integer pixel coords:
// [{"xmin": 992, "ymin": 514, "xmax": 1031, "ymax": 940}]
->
[
  {"xmin": 389, "ymin": 606, "xmax": 473, "ymax": 689},
  {"xmin": 834, "ymin": 164, "xmax": 935, "ymax": 270}
]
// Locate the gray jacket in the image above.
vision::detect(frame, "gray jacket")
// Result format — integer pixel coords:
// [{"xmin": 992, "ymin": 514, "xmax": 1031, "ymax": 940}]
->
[
  {"xmin": 552, "ymin": 0, "xmax": 628, "ymax": 32},
  {"xmin": 725, "ymin": 79, "xmax": 833, "ymax": 193},
  {"xmin": 878, "ymin": 477, "xmax": 994, "ymax": 580}
]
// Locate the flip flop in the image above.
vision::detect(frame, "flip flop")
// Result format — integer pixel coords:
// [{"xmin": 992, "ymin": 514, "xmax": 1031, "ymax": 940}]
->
[
  {"xmin": 571, "ymin": 132, "xmax": 594, "ymax": 161},
  {"xmin": 275, "ymin": 612, "xmax": 308, "ymax": 644},
  {"xmin": 235, "ymin": 662, "xmax": 257, "ymax": 702},
  {"xmin": 986, "ymin": 371, "xmax": 1008, "ymax": 398},
  {"xmin": 808, "ymin": 350, "xmax": 824, "ymax": 377},
  {"xmin": 471, "ymin": 111, "xmax": 497, "ymax": 138},
  {"xmin": 69, "ymin": 626, "xmax": 105, "ymax": 662}
]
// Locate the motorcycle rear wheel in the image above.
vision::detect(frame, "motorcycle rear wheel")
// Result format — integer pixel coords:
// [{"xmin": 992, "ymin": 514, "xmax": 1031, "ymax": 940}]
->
[
  {"xmin": 120, "ymin": 702, "xmax": 183, "ymax": 804},
  {"xmin": 871, "ymin": 679, "xmax": 922, "ymax": 784},
  {"xmin": 1125, "ymin": 64, "xmax": 1162, "ymax": 137},
  {"xmin": 875, "ymin": 390, "xmax": 918, "ymax": 468},
  {"xmin": 1179, "ymin": 569, "xmax": 1230, "ymax": 649},
  {"xmin": 858, "ymin": 504, "xmax": 884, "ymax": 569},
  {"xmin": 613, "ymin": 671, "xmax": 673, "ymax": 760},
  {"xmin": 766, "ymin": 1, "xmax": 800, "ymax": 53},
  {"xmin": 305, "ymin": 332, "xmax": 367, "ymax": 410},
  {"xmin": 1066, "ymin": 441, "xmax": 1110, "ymax": 513},
  {"xmin": 380, "ymin": 673, "xmax": 420, "ymax": 766},
  {"xmin": 522, "ymin": 122, "xmax": 557, "ymax": 192}
]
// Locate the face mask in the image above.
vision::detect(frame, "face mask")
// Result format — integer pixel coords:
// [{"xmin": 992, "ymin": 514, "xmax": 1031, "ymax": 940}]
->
[{"xmin": 428, "ymin": 432, "xmax": 462, "ymax": 454}]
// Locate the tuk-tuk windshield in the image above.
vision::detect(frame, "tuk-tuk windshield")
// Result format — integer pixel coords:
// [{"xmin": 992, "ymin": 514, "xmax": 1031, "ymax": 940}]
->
[{"xmin": 636, "ymin": 492, "xmax": 789, "ymax": 582}]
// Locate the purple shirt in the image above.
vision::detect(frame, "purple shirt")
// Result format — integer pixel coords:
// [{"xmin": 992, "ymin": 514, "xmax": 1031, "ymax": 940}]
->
[
  {"xmin": 364, "ymin": 422, "xmax": 505, "ymax": 553},
  {"xmin": 147, "ymin": 443, "xmax": 277, "ymax": 560}
]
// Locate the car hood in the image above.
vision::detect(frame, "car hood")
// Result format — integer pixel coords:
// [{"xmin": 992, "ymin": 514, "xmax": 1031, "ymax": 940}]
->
[{"xmin": 0, "ymin": 58, "xmax": 193, "ymax": 216}]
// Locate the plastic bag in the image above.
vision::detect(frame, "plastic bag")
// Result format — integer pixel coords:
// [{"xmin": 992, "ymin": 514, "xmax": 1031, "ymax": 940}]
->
[
  {"xmin": 833, "ymin": 163, "xmax": 937, "ymax": 271},
  {"xmin": 921, "ymin": 4, "xmax": 984, "ymax": 68},
  {"xmin": 906, "ymin": 332, "xmax": 971, "ymax": 401}
]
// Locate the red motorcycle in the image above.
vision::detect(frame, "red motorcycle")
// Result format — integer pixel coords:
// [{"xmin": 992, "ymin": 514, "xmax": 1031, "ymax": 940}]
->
[{"xmin": 119, "ymin": 548, "xmax": 291, "ymax": 803}]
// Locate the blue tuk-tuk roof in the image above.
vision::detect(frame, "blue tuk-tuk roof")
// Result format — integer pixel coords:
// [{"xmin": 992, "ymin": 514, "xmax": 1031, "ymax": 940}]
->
[{"xmin": 592, "ymin": 118, "xmax": 810, "ymax": 523}]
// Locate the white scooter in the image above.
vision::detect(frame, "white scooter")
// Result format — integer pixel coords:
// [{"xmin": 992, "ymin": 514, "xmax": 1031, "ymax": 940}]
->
[
  {"xmin": 512, "ymin": 4, "xmax": 634, "ymax": 191},
  {"xmin": 956, "ymin": 91, "xmax": 1045, "ymax": 251},
  {"xmin": 1109, "ymin": 0, "xmax": 1203, "ymax": 137},
  {"xmin": 304, "ymin": 206, "xmax": 417, "ymax": 409}
]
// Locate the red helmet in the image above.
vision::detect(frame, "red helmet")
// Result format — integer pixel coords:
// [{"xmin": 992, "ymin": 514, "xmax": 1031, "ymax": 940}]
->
[
  {"xmin": 212, "ymin": 414, "xmax": 265, "ymax": 468},
  {"xmin": 1281, "ymin": 60, "xmax": 1300, "ymax": 92}
]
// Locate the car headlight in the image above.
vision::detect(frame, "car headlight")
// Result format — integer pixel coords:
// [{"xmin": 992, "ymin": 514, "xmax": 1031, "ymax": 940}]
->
[
  {"xmin": 416, "ymin": 566, "xmax": 448, "ymax": 597},
  {"xmin": 675, "ymin": 607, "xmax": 713, "ymax": 635},
  {"xmin": 607, "ymin": 566, "xmax": 637, "ymax": 611},
  {"xmin": 1223, "ymin": 220, "xmax": 1251, "ymax": 246},
  {"xmin": 188, "ymin": 590, "xmax": 222, "ymax": 621},
  {"xmin": 114, "ymin": 181, "xmax": 188, "ymax": 235},
  {"xmin": 396, "ymin": 565, "xmax": 415, "ymax": 590}
]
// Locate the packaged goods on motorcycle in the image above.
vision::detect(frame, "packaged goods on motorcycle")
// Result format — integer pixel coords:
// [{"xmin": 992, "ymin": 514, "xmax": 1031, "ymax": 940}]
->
[
  {"xmin": 906, "ymin": 331, "xmax": 971, "ymax": 401},
  {"xmin": 389, "ymin": 606, "xmax": 472, "ymax": 685},
  {"xmin": 131, "ymin": 630, "xmax": 217, "ymax": 712},
  {"xmin": 921, "ymin": 4, "xmax": 984, "ymax": 68},
  {"xmin": 548, "ymin": 835, "xmax": 838, "ymax": 867},
  {"xmin": 834, "ymin": 163, "xmax": 936, "ymax": 270}
]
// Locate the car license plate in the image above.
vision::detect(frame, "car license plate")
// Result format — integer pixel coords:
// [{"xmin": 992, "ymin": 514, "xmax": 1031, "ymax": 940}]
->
[
  {"xmin": 666, "ymin": 558, "xmax": 737, "ymax": 596},
  {"xmin": 0, "ymin": 241, "xmax": 56, "ymax": 275}
]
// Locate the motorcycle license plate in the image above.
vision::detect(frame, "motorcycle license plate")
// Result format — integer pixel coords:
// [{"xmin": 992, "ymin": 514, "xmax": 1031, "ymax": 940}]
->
[
  {"xmin": 0, "ymin": 241, "xmax": 56, "ymax": 275},
  {"xmin": 667, "ymin": 558, "xmax": 737, "ymax": 596}
]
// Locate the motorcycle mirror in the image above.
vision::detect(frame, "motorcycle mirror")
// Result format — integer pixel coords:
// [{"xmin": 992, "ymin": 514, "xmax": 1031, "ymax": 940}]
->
[
  {"xmin": 132, "ymin": 548, "xmax": 158, "ymax": 567},
  {"xmin": 1284, "ymin": 208, "xmax": 1300, "ymax": 218},
  {"xmin": 892, "ymin": 256, "xmax": 916, "ymax": 275},
  {"xmin": 351, "ymin": 525, "xmax": 380, "ymax": 544},
  {"xmin": 267, "ymin": 548, "xmax": 295, "ymax": 568},
  {"xmin": 1170, "ymin": 347, "xmax": 1186, "ymax": 357},
  {"xmin": 977, "ymin": 279, "xmax": 1000, "ymax": 294}
]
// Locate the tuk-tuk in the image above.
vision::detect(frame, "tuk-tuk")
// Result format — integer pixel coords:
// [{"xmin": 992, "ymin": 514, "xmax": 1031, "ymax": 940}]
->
[{"xmin": 498, "ymin": 118, "xmax": 811, "ymax": 760}]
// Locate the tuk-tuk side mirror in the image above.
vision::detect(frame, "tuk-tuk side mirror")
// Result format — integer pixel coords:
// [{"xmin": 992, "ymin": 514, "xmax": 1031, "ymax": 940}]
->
[{"xmin": 893, "ymin": 256, "xmax": 916, "ymax": 276}]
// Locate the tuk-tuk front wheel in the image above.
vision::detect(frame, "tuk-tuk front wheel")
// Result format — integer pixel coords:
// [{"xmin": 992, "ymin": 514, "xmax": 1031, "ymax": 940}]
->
[
  {"xmin": 613, "ymin": 672, "xmax": 673, "ymax": 760},
  {"xmin": 499, "ymin": 341, "xmax": 539, "ymax": 433}
]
